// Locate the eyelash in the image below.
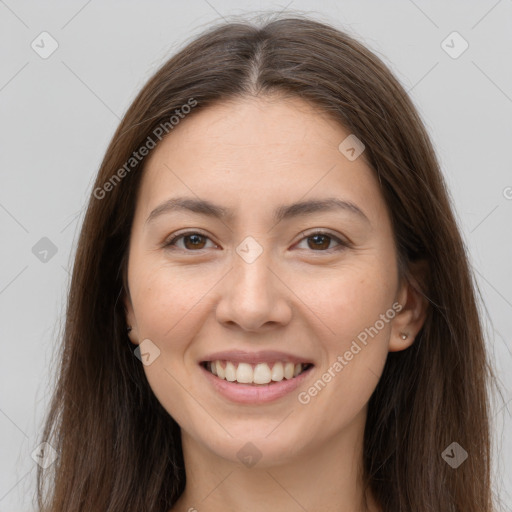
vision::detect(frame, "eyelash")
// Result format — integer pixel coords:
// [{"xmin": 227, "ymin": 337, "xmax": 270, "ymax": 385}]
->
[{"xmin": 163, "ymin": 230, "xmax": 350, "ymax": 253}]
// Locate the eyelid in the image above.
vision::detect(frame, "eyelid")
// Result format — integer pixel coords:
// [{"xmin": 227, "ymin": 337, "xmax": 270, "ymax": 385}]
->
[
  {"xmin": 163, "ymin": 229, "xmax": 352, "ymax": 252},
  {"xmin": 296, "ymin": 228, "xmax": 352, "ymax": 246},
  {"xmin": 163, "ymin": 229, "xmax": 216, "ymax": 249}
]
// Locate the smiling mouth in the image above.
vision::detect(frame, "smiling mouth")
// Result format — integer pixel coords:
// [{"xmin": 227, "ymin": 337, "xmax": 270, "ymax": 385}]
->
[{"xmin": 200, "ymin": 360, "xmax": 314, "ymax": 385}]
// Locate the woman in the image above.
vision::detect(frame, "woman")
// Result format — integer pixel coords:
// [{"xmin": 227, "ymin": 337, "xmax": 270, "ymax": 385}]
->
[{"xmin": 37, "ymin": 14, "xmax": 496, "ymax": 512}]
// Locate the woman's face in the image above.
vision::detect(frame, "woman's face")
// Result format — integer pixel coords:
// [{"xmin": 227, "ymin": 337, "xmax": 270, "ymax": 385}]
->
[{"xmin": 125, "ymin": 95, "xmax": 415, "ymax": 466}]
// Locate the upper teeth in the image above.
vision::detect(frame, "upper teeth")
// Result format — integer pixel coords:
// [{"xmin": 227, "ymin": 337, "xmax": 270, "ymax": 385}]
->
[{"xmin": 208, "ymin": 361, "xmax": 306, "ymax": 384}]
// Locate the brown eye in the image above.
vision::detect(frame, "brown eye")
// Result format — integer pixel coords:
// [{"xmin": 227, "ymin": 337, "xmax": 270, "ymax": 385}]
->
[
  {"xmin": 296, "ymin": 231, "xmax": 348, "ymax": 252},
  {"xmin": 164, "ymin": 230, "xmax": 348, "ymax": 253},
  {"xmin": 164, "ymin": 232, "xmax": 214, "ymax": 251},
  {"xmin": 307, "ymin": 234, "xmax": 331, "ymax": 250}
]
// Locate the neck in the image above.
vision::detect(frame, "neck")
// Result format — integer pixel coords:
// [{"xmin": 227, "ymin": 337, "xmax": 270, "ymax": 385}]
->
[{"xmin": 170, "ymin": 406, "xmax": 380, "ymax": 512}]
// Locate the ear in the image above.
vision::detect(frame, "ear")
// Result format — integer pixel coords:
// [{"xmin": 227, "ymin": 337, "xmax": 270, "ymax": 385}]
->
[
  {"xmin": 389, "ymin": 260, "xmax": 429, "ymax": 352},
  {"xmin": 123, "ymin": 288, "xmax": 139, "ymax": 346}
]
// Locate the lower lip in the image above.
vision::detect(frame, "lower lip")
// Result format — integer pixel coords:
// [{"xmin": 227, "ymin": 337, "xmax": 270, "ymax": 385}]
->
[{"xmin": 200, "ymin": 364, "xmax": 314, "ymax": 404}]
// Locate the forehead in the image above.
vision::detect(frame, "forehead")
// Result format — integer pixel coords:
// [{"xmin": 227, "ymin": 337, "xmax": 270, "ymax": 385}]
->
[
  {"xmin": 136, "ymin": 96, "xmax": 388, "ymax": 226},
  {"xmin": 147, "ymin": 95, "xmax": 352, "ymax": 162}
]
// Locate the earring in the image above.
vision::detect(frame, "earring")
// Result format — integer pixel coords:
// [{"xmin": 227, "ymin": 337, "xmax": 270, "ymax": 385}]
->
[
  {"xmin": 127, "ymin": 326, "xmax": 132, "ymax": 333},
  {"xmin": 400, "ymin": 332, "xmax": 409, "ymax": 340}
]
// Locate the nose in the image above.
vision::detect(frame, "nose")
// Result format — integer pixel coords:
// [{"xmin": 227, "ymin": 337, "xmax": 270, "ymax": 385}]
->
[{"xmin": 214, "ymin": 245, "xmax": 293, "ymax": 332}]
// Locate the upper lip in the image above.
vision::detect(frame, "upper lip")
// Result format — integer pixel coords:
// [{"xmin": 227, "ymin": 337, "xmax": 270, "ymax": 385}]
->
[{"xmin": 200, "ymin": 350, "xmax": 314, "ymax": 366}]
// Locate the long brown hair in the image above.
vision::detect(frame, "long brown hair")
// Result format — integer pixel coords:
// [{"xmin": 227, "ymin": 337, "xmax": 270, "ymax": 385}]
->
[{"xmin": 36, "ymin": 13, "xmax": 496, "ymax": 512}]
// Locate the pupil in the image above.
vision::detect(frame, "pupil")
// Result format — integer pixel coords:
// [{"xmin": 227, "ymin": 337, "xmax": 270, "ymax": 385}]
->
[
  {"xmin": 310, "ymin": 235, "xmax": 329, "ymax": 250},
  {"xmin": 183, "ymin": 234, "xmax": 331, "ymax": 250},
  {"xmin": 186, "ymin": 234, "xmax": 205, "ymax": 249}
]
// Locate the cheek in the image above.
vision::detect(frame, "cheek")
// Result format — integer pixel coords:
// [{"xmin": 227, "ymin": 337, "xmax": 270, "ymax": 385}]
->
[
  {"xmin": 129, "ymin": 263, "xmax": 212, "ymax": 430},
  {"xmin": 130, "ymin": 261, "xmax": 212, "ymax": 340},
  {"xmin": 129, "ymin": 242, "xmax": 397, "ymax": 419},
  {"xmin": 296, "ymin": 258, "xmax": 396, "ymax": 419},
  {"xmin": 311, "ymin": 257, "xmax": 398, "ymax": 344}
]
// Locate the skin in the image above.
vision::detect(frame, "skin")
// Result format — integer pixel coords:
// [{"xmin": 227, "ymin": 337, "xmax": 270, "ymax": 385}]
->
[{"xmin": 124, "ymin": 95, "xmax": 427, "ymax": 512}]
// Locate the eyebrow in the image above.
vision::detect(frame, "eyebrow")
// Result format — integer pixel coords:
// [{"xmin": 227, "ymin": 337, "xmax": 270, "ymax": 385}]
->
[{"xmin": 145, "ymin": 196, "xmax": 370, "ymax": 226}]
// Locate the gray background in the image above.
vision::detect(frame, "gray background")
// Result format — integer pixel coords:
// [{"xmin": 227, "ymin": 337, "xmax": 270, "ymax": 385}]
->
[{"xmin": 1, "ymin": 0, "xmax": 511, "ymax": 510}]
